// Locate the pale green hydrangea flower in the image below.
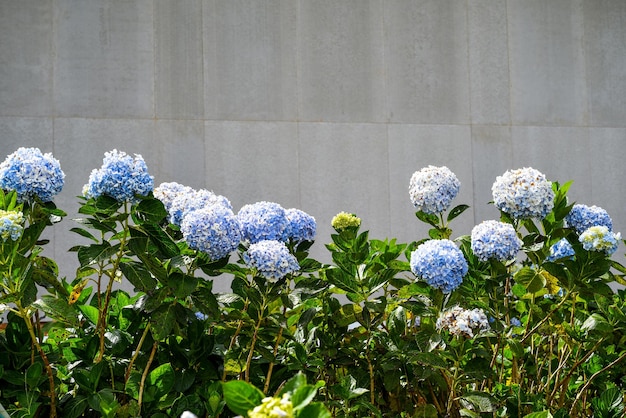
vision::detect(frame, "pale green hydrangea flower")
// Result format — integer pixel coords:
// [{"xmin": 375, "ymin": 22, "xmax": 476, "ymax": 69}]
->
[
  {"xmin": 331, "ymin": 212, "xmax": 361, "ymax": 232},
  {"xmin": 579, "ymin": 225, "xmax": 621, "ymax": 255},
  {"xmin": 0, "ymin": 209, "xmax": 24, "ymax": 242},
  {"xmin": 248, "ymin": 394, "xmax": 294, "ymax": 418}
]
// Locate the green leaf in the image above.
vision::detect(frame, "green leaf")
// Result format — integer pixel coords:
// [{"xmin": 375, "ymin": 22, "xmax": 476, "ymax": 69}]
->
[
  {"xmin": 413, "ymin": 404, "xmax": 438, "ymax": 418},
  {"xmin": 135, "ymin": 223, "xmax": 180, "ymax": 258},
  {"xmin": 119, "ymin": 261, "xmax": 157, "ymax": 292},
  {"xmin": 461, "ymin": 392, "xmax": 494, "ymax": 412},
  {"xmin": 416, "ymin": 211, "xmax": 439, "ymax": 227},
  {"xmin": 447, "ymin": 204, "xmax": 470, "ymax": 222},
  {"xmin": 170, "ymin": 272, "xmax": 199, "ymax": 299},
  {"xmin": 581, "ymin": 313, "xmax": 613, "ymax": 334},
  {"xmin": 523, "ymin": 412, "xmax": 553, "ymax": 418},
  {"xmin": 148, "ymin": 363, "xmax": 175, "ymax": 400},
  {"xmin": 222, "ymin": 380, "xmax": 264, "ymax": 416},
  {"xmin": 78, "ymin": 304, "xmax": 100, "ymax": 326},
  {"xmin": 134, "ymin": 198, "xmax": 167, "ymax": 223},
  {"xmin": 279, "ymin": 372, "xmax": 307, "ymax": 397},
  {"xmin": 26, "ymin": 362, "xmax": 43, "ymax": 388},
  {"xmin": 332, "ymin": 303, "xmax": 363, "ymax": 327},
  {"xmin": 297, "ymin": 402, "xmax": 332, "ymax": 418},
  {"xmin": 514, "ymin": 266, "xmax": 546, "ymax": 293},
  {"xmin": 60, "ymin": 394, "xmax": 89, "ymax": 418},
  {"xmin": 70, "ymin": 227, "xmax": 99, "ymax": 243},
  {"xmin": 591, "ymin": 387, "xmax": 624, "ymax": 418},
  {"xmin": 77, "ymin": 242, "xmax": 120, "ymax": 267},
  {"xmin": 291, "ymin": 385, "xmax": 318, "ymax": 411}
]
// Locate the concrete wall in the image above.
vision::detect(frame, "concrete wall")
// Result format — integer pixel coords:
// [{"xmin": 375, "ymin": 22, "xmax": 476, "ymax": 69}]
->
[{"xmin": 1, "ymin": 0, "xmax": 626, "ymax": 285}]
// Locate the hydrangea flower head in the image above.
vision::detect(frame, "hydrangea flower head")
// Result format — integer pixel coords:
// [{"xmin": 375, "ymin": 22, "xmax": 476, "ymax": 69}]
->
[
  {"xmin": 238, "ymin": 201, "xmax": 288, "ymax": 244},
  {"xmin": 410, "ymin": 239, "xmax": 468, "ymax": 293},
  {"xmin": 181, "ymin": 205, "xmax": 242, "ymax": 260},
  {"xmin": 0, "ymin": 209, "xmax": 24, "ymax": 241},
  {"xmin": 436, "ymin": 306, "xmax": 490, "ymax": 338},
  {"xmin": 565, "ymin": 204, "xmax": 613, "ymax": 235},
  {"xmin": 409, "ymin": 165, "xmax": 460, "ymax": 215},
  {"xmin": 283, "ymin": 208, "xmax": 316, "ymax": 243},
  {"xmin": 154, "ymin": 182, "xmax": 193, "ymax": 213},
  {"xmin": 167, "ymin": 187, "xmax": 232, "ymax": 226},
  {"xmin": 84, "ymin": 149, "xmax": 153, "ymax": 202},
  {"xmin": 331, "ymin": 212, "xmax": 361, "ymax": 232},
  {"xmin": 249, "ymin": 394, "xmax": 294, "ymax": 418},
  {"xmin": 492, "ymin": 167, "xmax": 554, "ymax": 219},
  {"xmin": 243, "ymin": 240, "xmax": 300, "ymax": 281},
  {"xmin": 471, "ymin": 220, "xmax": 522, "ymax": 262},
  {"xmin": 546, "ymin": 239, "xmax": 575, "ymax": 261},
  {"xmin": 0, "ymin": 147, "xmax": 65, "ymax": 202},
  {"xmin": 579, "ymin": 226, "xmax": 620, "ymax": 256}
]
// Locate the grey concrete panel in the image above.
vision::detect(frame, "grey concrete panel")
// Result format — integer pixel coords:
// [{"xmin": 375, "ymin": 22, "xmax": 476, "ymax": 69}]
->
[
  {"xmin": 507, "ymin": 0, "xmax": 587, "ymax": 125},
  {"xmin": 583, "ymin": 1, "xmax": 626, "ymax": 127},
  {"xmin": 468, "ymin": 0, "xmax": 511, "ymax": 125},
  {"xmin": 54, "ymin": 0, "xmax": 154, "ymax": 118},
  {"xmin": 298, "ymin": 0, "xmax": 385, "ymax": 123},
  {"xmin": 471, "ymin": 125, "xmax": 513, "ymax": 223},
  {"xmin": 203, "ymin": 0, "xmax": 297, "ymax": 121},
  {"xmin": 589, "ymin": 128, "xmax": 626, "ymax": 236},
  {"xmin": 204, "ymin": 121, "xmax": 300, "ymax": 211},
  {"xmin": 52, "ymin": 118, "xmax": 156, "ymax": 280},
  {"xmin": 298, "ymin": 123, "xmax": 389, "ymax": 261},
  {"xmin": 0, "ymin": 1, "xmax": 53, "ymax": 116},
  {"xmin": 387, "ymin": 124, "xmax": 474, "ymax": 246},
  {"xmin": 0, "ymin": 117, "xmax": 54, "ymax": 152},
  {"xmin": 384, "ymin": 0, "xmax": 470, "ymax": 124},
  {"xmin": 155, "ymin": 0, "xmax": 204, "ymax": 119},
  {"xmin": 154, "ymin": 120, "xmax": 206, "ymax": 189},
  {"xmin": 511, "ymin": 126, "xmax": 591, "ymax": 205}
]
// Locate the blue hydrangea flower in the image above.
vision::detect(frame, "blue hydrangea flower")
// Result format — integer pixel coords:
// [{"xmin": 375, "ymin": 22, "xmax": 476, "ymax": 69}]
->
[
  {"xmin": 410, "ymin": 239, "xmax": 468, "ymax": 293},
  {"xmin": 409, "ymin": 165, "xmax": 460, "ymax": 215},
  {"xmin": 181, "ymin": 204, "xmax": 242, "ymax": 260},
  {"xmin": 237, "ymin": 201, "xmax": 288, "ymax": 244},
  {"xmin": 243, "ymin": 239, "xmax": 300, "ymax": 281},
  {"xmin": 579, "ymin": 226, "xmax": 620, "ymax": 256},
  {"xmin": 510, "ymin": 317, "xmax": 522, "ymax": 327},
  {"xmin": 492, "ymin": 167, "xmax": 554, "ymax": 220},
  {"xmin": 166, "ymin": 186, "xmax": 232, "ymax": 226},
  {"xmin": 471, "ymin": 220, "xmax": 522, "ymax": 262},
  {"xmin": 282, "ymin": 208, "xmax": 316, "ymax": 243},
  {"xmin": 436, "ymin": 306, "xmax": 490, "ymax": 338},
  {"xmin": 84, "ymin": 149, "xmax": 154, "ymax": 202},
  {"xmin": 0, "ymin": 147, "xmax": 65, "ymax": 202},
  {"xmin": 547, "ymin": 239, "xmax": 575, "ymax": 261},
  {"xmin": 0, "ymin": 209, "xmax": 24, "ymax": 241},
  {"xmin": 565, "ymin": 204, "xmax": 613, "ymax": 235},
  {"xmin": 154, "ymin": 182, "xmax": 193, "ymax": 213}
]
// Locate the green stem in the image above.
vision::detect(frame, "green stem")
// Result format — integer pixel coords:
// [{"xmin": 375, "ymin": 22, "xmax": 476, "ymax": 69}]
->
[
  {"xmin": 138, "ymin": 341, "xmax": 158, "ymax": 413},
  {"xmin": 125, "ymin": 323, "xmax": 151, "ymax": 383},
  {"xmin": 245, "ymin": 314, "xmax": 264, "ymax": 383}
]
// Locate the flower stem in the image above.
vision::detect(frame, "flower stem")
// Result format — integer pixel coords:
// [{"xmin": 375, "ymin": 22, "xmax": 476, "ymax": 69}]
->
[
  {"xmin": 138, "ymin": 341, "xmax": 158, "ymax": 413},
  {"xmin": 125, "ymin": 323, "xmax": 151, "ymax": 383}
]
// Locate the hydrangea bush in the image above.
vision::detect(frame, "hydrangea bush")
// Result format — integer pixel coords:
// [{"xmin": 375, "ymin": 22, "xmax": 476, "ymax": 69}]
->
[{"xmin": 1, "ymin": 148, "xmax": 626, "ymax": 418}]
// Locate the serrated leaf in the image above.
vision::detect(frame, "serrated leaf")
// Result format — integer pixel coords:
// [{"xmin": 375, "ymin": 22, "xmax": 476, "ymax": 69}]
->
[
  {"xmin": 148, "ymin": 363, "xmax": 175, "ymax": 400},
  {"xmin": 416, "ymin": 211, "xmax": 440, "ymax": 227},
  {"xmin": 119, "ymin": 261, "xmax": 157, "ymax": 292},
  {"xmin": 514, "ymin": 266, "xmax": 546, "ymax": 293},
  {"xmin": 79, "ymin": 304, "xmax": 100, "ymax": 325},
  {"xmin": 581, "ymin": 313, "xmax": 613, "ymax": 334},
  {"xmin": 70, "ymin": 227, "xmax": 99, "ymax": 242}
]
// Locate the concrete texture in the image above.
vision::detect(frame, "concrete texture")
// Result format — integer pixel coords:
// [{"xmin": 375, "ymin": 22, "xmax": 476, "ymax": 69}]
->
[{"xmin": 1, "ymin": 0, "xmax": 626, "ymax": 283}]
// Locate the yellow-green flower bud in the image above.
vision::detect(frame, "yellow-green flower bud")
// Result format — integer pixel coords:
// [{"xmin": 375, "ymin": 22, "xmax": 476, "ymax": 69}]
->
[
  {"xmin": 248, "ymin": 394, "xmax": 294, "ymax": 418},
  {"xmin": 331, "ymin": 212, "xmax": 361, "ymax": 232}
]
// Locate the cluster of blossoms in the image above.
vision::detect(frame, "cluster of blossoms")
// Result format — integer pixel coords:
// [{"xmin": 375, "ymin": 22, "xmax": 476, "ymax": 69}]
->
[
  {"xmin": 410, "ymin": 239, "xmax": 468, "ymax": 293},
  {"xmin": 492, "ymin": 167, "xmax": 554, "ymax": 219},
  {"xmin": 579, "ymin": 226, "xmax": 621, "ymax": 256},
  {"xmin": 243, "ymin": 240, "xmax": 300, "ymax": 281},
  {"xmin": 0, "ymin": 209, "xmax": 24, "ymax": 242},
  {"xmin": 180, "ymin": 204, "xmax": 242, "ymax": 261},
  {"xmin": 238, "ymin": 202, "xmax": 289, "ymax": 243},
  {"xmin": 0, "ymin": 147, "xmax": 65, "ymax": 202},
  {"xmin": 565, "ymin": 204, "xmax": 613, "ymax": 235},
  {"xmin": 283, "ymin": 208, "xmax": 316, "ymax": 243},
  {"xmin": 331, "ymin": 211, "xmax": 361, "ymax": 232},
  {"xmin": 155, "ymin": 182, "xmax": 232, "ymax": 227},
  {"xmin": 436, "ymin": 306, "xmax": 490, "ymax": 338},
  {"xmin": 409, "ymin": 165, "xmax": 460, "ymax": 214},
  {"xmin": 84, "ymin": 149, "xmax": 153, "ymax": 202},
  {"xmin": 248, "ymin": 394, "xmax": 294, "ymax": 418},
  {"xmin": 470, "ymin": 220, "xmax": 522, "ymax": 262},
  {"xmin": 547, "ymin": 239, "xmax": 575, "ymax": 261}
]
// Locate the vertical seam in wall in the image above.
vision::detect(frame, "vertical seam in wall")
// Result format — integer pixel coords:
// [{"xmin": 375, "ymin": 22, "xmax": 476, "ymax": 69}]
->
[
  {"xmin": 152, "ymin": 0, "xmax": 157, "ymax": 121},
  {"xmin": 504, "ymin": 0, "xmax": 513, "ymax": 128},
  {"xmin": 295, "ymin": 0, "xmax": 302, "ymax": 208},
  {"xmin": 464, "ymin": 0, "xmax": 477, "ymax": 225},
  {"xmin": 199, "ymin": 0, "xmax": 207, "ymax": 188},
  {"xmin": 381, "ymin": 0, "xmax": 391, "ymax": 234}
]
